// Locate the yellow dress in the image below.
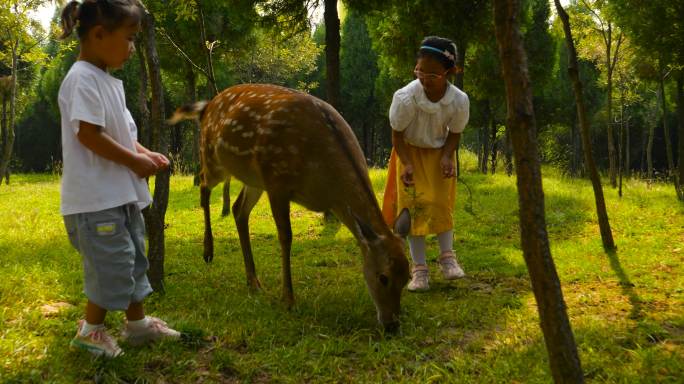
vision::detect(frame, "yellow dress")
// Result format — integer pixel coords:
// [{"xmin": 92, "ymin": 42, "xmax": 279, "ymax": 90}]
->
[{"xmin": 382, "ymin": 146, "xmax": 456, "ymax": 236}]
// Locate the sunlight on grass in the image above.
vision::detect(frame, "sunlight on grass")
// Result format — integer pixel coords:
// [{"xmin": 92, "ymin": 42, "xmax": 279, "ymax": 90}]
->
[{"xmin": 1, "ymin": 160, "xmax": 682, "ymax": 382}]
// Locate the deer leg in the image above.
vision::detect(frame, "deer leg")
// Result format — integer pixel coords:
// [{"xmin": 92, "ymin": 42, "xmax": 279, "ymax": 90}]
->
[
  {"xmin": 232, "ymin": 185, "xmax": 263, "ymax": 290},
  {"xmin": 221, "ymin": 176, "xmax": 232, "ymax": 217},
  {"xmin": 267, "ymin": 193, "xmax": 294, "ymax": 308},
  {"xmin": 200, "ymin": 185, "xmax": 214, "ymax": 263}
]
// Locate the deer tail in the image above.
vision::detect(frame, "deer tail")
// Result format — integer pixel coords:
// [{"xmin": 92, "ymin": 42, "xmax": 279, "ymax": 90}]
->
[{"xmin": 166, "ymin": 101, "xmax": 209, "ymax": 125}]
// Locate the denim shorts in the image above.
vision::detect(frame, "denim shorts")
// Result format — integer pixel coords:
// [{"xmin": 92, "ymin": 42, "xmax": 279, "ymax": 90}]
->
[{"xmin": 64, "ymin": 204, "xmax": 153, "ymax": 311}]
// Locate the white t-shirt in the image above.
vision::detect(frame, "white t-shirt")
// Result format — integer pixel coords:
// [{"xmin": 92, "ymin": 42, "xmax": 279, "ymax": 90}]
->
[
  {"xmin": 389, "ymin": 79, "xmax": 470, "ymax": 148},
  {"xmin": 58, "ymin": 60, "xmax": 152, "ymax": 215}
]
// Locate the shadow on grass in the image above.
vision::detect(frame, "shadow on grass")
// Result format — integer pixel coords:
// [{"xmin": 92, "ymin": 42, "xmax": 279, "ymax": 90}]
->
[{"xmin": 605, "ymin": 249, "xmax": 643, "ymax": 320}]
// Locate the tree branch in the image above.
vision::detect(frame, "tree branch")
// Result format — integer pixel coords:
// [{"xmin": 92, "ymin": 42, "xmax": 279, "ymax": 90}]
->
[{"xmin": 157, "ymin": 28, "xmax": 211, "ymax": 80}]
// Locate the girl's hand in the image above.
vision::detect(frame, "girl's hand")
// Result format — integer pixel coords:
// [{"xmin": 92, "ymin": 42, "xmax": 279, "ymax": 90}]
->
[
  {"xmin": 131, "ymin": 153, "xmax": 159, "ymax": 178},
  {"xmin": 401, "ymin": 164, "xmax": 415, "ymax": 186},
  {"xmin": 440, "ymin": 156, "xmax": 456, "ymax": 178},
  {"xmin": 146, "ymin": 152, "xmax": 170, "ymax": 171}
]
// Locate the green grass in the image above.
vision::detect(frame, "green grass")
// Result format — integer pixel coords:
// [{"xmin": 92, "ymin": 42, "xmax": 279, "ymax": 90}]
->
[{"xmin": 1, "ymin": 153, "xmax": 682, "ymax": 383}]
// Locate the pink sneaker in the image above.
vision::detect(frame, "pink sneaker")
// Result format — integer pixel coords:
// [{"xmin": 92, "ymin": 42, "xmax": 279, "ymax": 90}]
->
[
  {"xmin": 407, "ymin": 265, "xmax": 430, "ymax": 292},
  {"xmin": 70, "ymin": 320, "xmax": 123, "ymax": 358},
  {"xmin": 121, "ymin": 316, "xmax": 181, "ymax": 346},
  {"xmin": 438, "ymin": 251, "xmax": 465, "ymax": 280}
]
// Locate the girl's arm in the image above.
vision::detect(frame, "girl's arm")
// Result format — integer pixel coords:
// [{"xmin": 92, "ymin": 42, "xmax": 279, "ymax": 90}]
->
[
  {"xmin": 440, "ymin": 132, "xmax": 461, "ymax": 178},
  {"xmin": 392, "ymin": 130, "xmax": 415, "ymax": 186},
  {"xmin": 77, "ymin": 121, "xmax": 158, "ymax": 178}
]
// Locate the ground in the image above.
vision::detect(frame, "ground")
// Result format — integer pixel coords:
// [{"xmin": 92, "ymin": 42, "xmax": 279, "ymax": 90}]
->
[{"xmin": 1, "ymin": 153, "xmax": 682, "ymax": 383}]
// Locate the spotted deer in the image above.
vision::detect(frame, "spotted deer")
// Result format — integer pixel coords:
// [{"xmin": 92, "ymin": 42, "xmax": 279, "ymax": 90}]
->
[{"xmin": 169, "ymin": 84, "xmax": 411, "ymax": 330}]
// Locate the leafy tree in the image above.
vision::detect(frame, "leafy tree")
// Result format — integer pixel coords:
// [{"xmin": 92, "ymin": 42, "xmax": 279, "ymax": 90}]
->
[
  {"xmin": 0, "ymin": 0, "xmax": 50, "ymax": 183},
  {"xmin": 610, "ymin": 0, "xmax": 684, "ymax": 199}
]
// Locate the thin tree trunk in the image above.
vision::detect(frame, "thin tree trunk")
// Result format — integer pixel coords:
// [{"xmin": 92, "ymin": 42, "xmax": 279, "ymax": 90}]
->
[
  {"xmin": 618, "ymin": 94, "xmax": 623, "ymax": 197},
  {"xmin": 625, "ymin": 112, "xmax": 630, "ymax": 178},
  {"xmin": 660, "ymin": 73, "xmax": 675, "ymax": 184},
  {"xmin": 505, "ymin": 128, "xmax": 513, "ymax": 176},
  {"xmin": 0, "ymin": 40, "xmax": 18, "ymax": 185},
  {"xmin": 554, "ymin": 0, "xmax": 615, "ymax": 252},
  {"xmin": 490, "ymin": 118, "xmax": 498, "ymax": 174},
  {"xmin": 676, "ymin": 73, "xmax": 684, "ymax": 200},
  {"xmin": 647, "ymin": 94, "xmax": 657, "ymax": 179},
  {"xmin": 606, "ymin": 37, "xmax": 617, "ymax": 188},
  {"xmin": 324, "ymin": 0, "xmax": 341, "ymax": 110},
  {"xmin": 198, "ymin": 1, "xmax": 218, "ymax": 96},
  {"xmin": 454, "ymin": 44, "xmax": 467, "ymax": 177},
  {"xmin": 571, "ymin": 115, "xmax": 579, "ymax": 176},
  {"xmin": 495, "ymin": 2, "xmax": 584, "ymax": 382},
  {"xmin": 136, "ymin": 39, "xmax": 150, "ymax": 149},
  {"xmin": 184, "ymin": 63, "xmax": 201, "ymax": 186},
  {"xmin": 481, "ymin": 100, "xmax": 491, "ymax": 174},
  {"xmin": 1, "ymin": 91, "xmax": 7, "ymax": 182},
  {"xmin": 140, "ymin": 10, "xmax": 169, "ymax": 293}
]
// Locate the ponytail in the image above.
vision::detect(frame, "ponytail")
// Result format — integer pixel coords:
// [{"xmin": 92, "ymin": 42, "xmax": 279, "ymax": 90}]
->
[{"xmin": 59, "ymin": 1, "xmax": 81, "ymax": 40}]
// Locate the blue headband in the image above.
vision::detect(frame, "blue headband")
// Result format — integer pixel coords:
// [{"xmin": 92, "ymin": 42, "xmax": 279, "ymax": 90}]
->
[{"xmin": 420, "ymin": 45, "xmax": 455, "ymax": 63}]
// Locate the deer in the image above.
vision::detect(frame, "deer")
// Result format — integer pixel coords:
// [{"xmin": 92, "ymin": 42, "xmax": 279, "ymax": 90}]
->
[{"xmin": 168, "ymin": 84, "xmax": 411, "ymax": 331}]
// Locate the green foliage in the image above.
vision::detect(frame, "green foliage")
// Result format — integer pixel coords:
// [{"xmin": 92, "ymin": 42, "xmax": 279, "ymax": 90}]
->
[{"xmin": 1, "ymin": 162, "xmax": 682, "ymax": 382}]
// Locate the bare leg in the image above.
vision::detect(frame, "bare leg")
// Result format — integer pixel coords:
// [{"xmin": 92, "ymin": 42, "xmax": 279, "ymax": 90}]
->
[
  {"xmin": 85, "ymin": 300, "xmax": 107, "ymax": 325},
  {"xmin": 125, "ymin": 302, "xmax": 145, "ymax": 321},
  {"xmin": 232, "ymin": 186, "xmax": 264, "ymax": 290}
]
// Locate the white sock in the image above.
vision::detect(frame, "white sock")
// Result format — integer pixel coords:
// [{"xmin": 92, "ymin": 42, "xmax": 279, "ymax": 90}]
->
[
  {"xmin": 408, "ymin": 235, "xmax": 426, "ymax": 265},
  {"xmin": 127, "ymin": 316, "xmax": 150, "ymax": 331},
  {"xmin": 80, "ymin": 321, "xmax": 104, "ymax": 337},
  {"xmin": 437, "ymin": 230, "xmax": 454, "ymax": 254}
]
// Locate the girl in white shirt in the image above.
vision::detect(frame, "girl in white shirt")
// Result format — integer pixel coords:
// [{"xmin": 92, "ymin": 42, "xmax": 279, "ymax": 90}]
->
[
  {"xmin": 58, "ymin": 0, "xmax": 178, "ymax": 357},
  {"xmin": 382, "ymin": 36, "xmax": 470, "ymax": 292}
]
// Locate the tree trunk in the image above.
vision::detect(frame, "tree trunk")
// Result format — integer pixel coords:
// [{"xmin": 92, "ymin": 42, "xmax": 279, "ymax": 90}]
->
[
  {"xmin": 606, "ymin": 38, "xmax": 617, "ymax": 188},
  {"xmin": 647, "ymin": 94, "xmax": 657, "ymax": 179},
  {"xmin": 571, "ymin": 115, "xmax": 579, "ymax": 176},
  {"xmin": 555, "ymin": 0, "xmax": 615, "ymax": 251},
  {"xmin": 0, "ymin": 40, "xmax": 18, "ymax": 186},
  {"xmin": 495, "ymin": 2, "xmax": 584, "ymax": 382},
  {"xmin": 136, "ymin": 39, "xmax": 150, "ymax": 149},
  {"xmin": 184, "ymin": 62, "xmax": 201, "ymax": 186},
  {"xmin": 480, "ymin": 100, "xmax": 491, "ymax": 174},
  {"xmin": 198, "ymin": 1, "xmax": 219, "ymax": 96},
  {"xmin": 504, "ymin": 128, "xmax": 513, "ymax": 176},
  {"xmin": 676, "ymin": 73, "xmax": 684, "ymax": 200},
  {"xmin": 324, "ymin": 0, "xmax": 341, "ymax": 110},
  {"xmin": 454, "ymin": 44, "xmax": 467, "ymax": 177},
  {"xmin": 625, "ymin": 113, "xmax": 630, "ymax": 178},
  {"xmin": 140, "ymin": 10, "xmax": 169, "ymax": 293},
  {"xmin": 1, "ymin": 91, "xmax": 7, "ymax": 182},
  {"xmin": 660, "ymin": 73, "xmax": 676, "ymax": 192},
  {"xmin": 618, "ymin": 94, "xmax": 623, "ymax": 197},
  {"xmin": 490, "ymin": 118, "xmax": 498, "ymax": 174}
]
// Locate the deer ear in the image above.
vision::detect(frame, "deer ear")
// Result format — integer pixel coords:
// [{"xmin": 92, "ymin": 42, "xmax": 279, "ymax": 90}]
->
[
  {"xmin": 393, "ymin": 208, "xmax": 411, "ymax": 238},
  {"xmin": 351, "ymin": 210, "xmax": 379, "ymax": 243}
]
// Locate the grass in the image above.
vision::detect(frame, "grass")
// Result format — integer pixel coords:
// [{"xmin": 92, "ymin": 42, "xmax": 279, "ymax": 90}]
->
[{"xmin": 0, "ymin": 152, "xmax": 682, "ymax": 383}]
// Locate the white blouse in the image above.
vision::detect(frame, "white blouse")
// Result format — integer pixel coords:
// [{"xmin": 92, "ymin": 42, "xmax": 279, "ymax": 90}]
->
[{"xmin": 389, "ymin": 79, "xmax": 469, "ymax": 148}]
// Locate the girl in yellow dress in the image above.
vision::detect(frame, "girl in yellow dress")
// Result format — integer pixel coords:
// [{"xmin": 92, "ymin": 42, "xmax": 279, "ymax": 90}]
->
[{"xmin": 382, "ymin": 36, "xmax": 470, "ymax": 291}]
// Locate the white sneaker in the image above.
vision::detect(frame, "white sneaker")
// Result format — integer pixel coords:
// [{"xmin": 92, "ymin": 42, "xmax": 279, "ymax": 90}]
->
[
  {"xmin": 121, "ymin": 316, "xmax": 181, "ymax": 346},
  {"xmin": 407, "ymin": 265, "xmax": 430, "ymax": 292},
  {"xmin": 438, "ymin": 251, "xmax": 465, "ymax": 280}
]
